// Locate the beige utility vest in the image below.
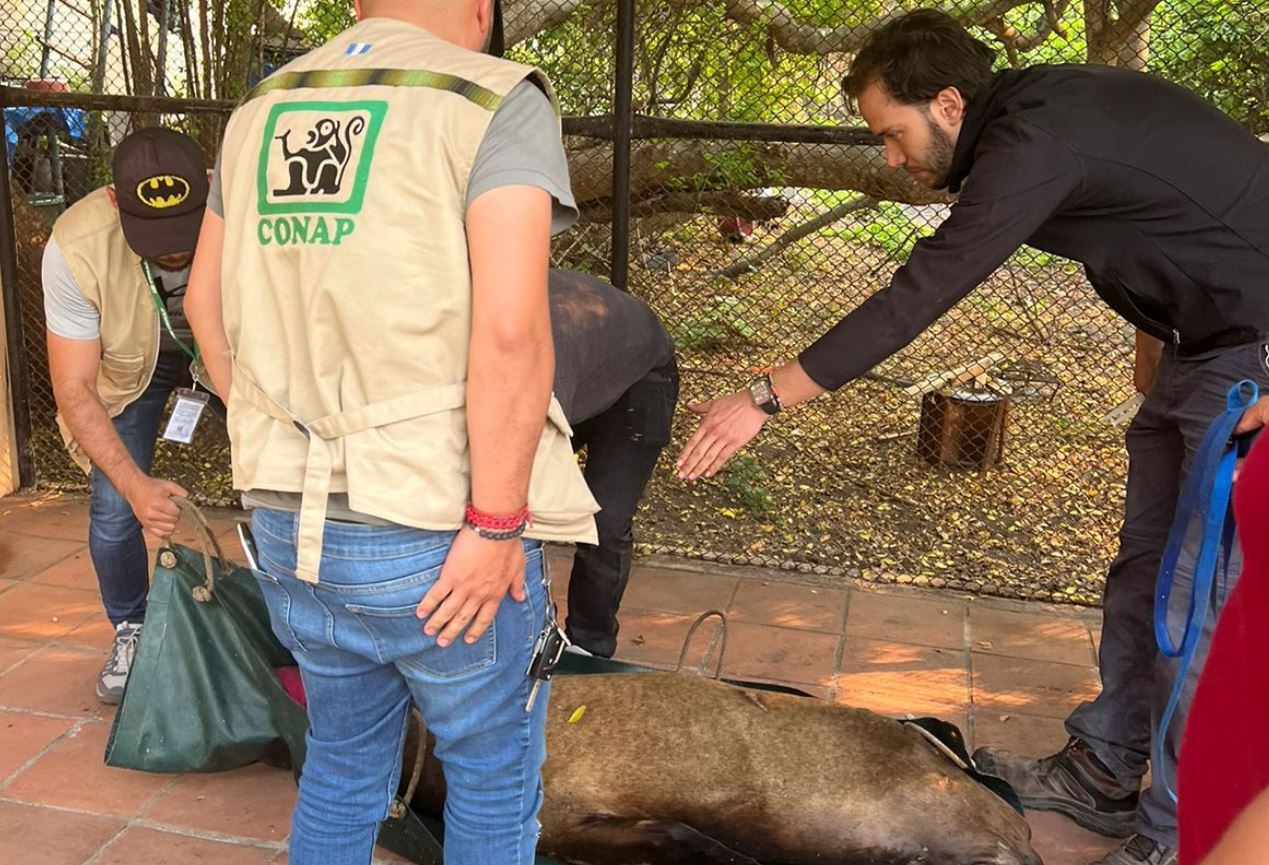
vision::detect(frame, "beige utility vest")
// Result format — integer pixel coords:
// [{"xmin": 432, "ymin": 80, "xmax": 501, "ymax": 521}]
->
[
  {"xmin": 50, "ymin": 187, "xmax": 161, "ymax": 473},
  {"xmin": 219, "ymin": 18, "xmax": 599, "ymax": 582}
]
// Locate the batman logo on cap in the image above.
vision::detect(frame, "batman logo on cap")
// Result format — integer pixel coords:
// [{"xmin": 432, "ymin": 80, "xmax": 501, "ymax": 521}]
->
[{"xmin": 136, "ymin": 175, "xmax": 191, "ymax": 210}]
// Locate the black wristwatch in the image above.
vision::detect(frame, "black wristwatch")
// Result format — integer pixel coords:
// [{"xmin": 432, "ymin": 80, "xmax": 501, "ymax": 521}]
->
[{"xmin": 747, "ymin": 374, "xmax": 782, "ymax": 415}]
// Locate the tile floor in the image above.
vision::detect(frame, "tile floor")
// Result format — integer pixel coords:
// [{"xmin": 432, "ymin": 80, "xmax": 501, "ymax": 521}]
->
[{"xmin": 0, "ymin": 491, "xmax": 1122, "ymax": 864}]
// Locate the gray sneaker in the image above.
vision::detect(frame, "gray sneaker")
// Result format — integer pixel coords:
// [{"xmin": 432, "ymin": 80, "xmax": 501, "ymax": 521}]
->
[
  {"xmin": 1091, "ymin": 835, "xmax": 1177, "ymax": 865},
  {"xmin": 96, "ymin": 621, "xmax": 142, "ymax": 705}
]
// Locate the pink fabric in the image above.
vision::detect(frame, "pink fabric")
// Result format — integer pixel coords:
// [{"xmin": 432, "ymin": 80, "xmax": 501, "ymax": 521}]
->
[
  {"xmin": 1178, "ymin": 432, "xmax": 1269, "ymax": 864},
  {"xmin": 275, "ymin": 666, "xmax": 307, "ymax": 708}
]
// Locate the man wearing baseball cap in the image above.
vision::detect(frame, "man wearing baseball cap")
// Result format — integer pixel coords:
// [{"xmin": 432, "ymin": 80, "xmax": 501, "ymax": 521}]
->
[{"xmin": 42, "ymin": 126, "xmax": 211, "ymax": 703}]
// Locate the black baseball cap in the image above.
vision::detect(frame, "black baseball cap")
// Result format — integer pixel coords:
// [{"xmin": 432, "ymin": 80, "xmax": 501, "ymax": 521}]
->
[{"xmin": 111, "ymin": 127, "xmax": 209, "ymax": 260}]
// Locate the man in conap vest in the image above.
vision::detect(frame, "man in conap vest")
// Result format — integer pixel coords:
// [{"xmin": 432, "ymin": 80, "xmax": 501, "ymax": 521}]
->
[
  {"xmin": 676, "ymin": 10, "xmax": 1269, "ymax": 865},
  {"xmin": 185, "ymin": 1, "xmax": 598, "ymax": 862},
  {"xmin": 42, "ymin": 127, "xmax": 209, "ymax": 704},
  {"xmin": 548, "ymin": 269, "xmax": 678, "ymax": 659}
]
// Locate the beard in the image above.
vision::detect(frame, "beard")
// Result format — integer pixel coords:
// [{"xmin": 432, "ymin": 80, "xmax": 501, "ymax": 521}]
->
[
  {"xmin": 146, "ymin": 256, "xmax": 193, "ymax": 273},
  {"xmin": 909, "ymin": 110, "xmax": 956, "ymax": 188}
]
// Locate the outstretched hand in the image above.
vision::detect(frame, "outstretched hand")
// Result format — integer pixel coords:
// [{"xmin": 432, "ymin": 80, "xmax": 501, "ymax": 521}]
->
[{"xmin": 675, "ymin": 390, "xmax": 769, "ymax": 481}]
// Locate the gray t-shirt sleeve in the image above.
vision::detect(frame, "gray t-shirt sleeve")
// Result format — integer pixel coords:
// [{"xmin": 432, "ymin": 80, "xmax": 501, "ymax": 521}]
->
[
  {"xmin": 208, "ymin": 148, "xmax": 224, "ymax": 218},
  {"xmin": 42, "ymin": 234, "xmax": 101, "ymax": 340},
  {"xmin": 467, "ymin": 79, "xmax": 578, "ymax": 235}
]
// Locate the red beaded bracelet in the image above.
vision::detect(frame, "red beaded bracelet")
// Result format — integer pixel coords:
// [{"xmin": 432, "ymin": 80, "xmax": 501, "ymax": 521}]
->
[{"xmin": 465, "ymin": 503, "xmax": 532, "ymax": 532}]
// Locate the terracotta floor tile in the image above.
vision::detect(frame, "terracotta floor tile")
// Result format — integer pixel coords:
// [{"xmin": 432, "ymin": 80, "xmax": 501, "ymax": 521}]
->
[
  {"xmin": 0, "ymin": 531, "xmax": 86, "ymax": 582},
  {"xmin": 971, "ymin": 710, "xmax": 1070, "ymax": 755},
  {"xmin": 0, "ymin": 800, "xmax": 124, "ymax": 865},
  {"xmin": 545, "ymin": 561, "xmax": 570, "ymax": 620},
  {"xmin": 613, "ymin": 607, "xmax": 722, "ymax": 670},
  {"xmin": 373, "ymin": 844, "xmax": 416, "ymax": 864},
  {"xmin": 0, "ymin": 581, "xmax": 101, "ymax": 641},
  {"xmin": 1027, "ymin": 810, "xmax": 1121, "ymax": 865},
  {"xmin": 728, "ymin": 579, "xmax": 846, "ymax": 633},
  {"xmin": 845, "ymin": 589, "xmax": 966, "ymax": 649},
  {"xmin": 4, "ymin": 721, "xmax": 173, "ymax": 817},
  {"xmin": 0, "ymin": 498, "xmax": 91, "ymax": 541},
  {"xmin": 972, "ymin": 654, "xmax": 1101, "ymax": 718},
  {"xmin": 718, "ymin": 622, "xmax": 839, "ymax": 687},
  {"xmin": 30, "ymin": 548, "xmax": 100, "ymax": 591},
  {"xmin": 56, "ymin": 615, "xmax": 115, "ymax": 653},
  {"xmin": 969, "ymin": 606, "xmax": 1096, "ymax": 666},
  {"xmin": 545, "ymin": 545, "xmax": 575, "ymax": 583},
  {"xmin": 836, "ymin": 691, "xmax": 970, "ymax": 733},
  {"xmin": 0, "ymin": 710, "xmax": 75, "ymax": 782},
  {"xmin": 837, "ymin": 638, "xmax": 970, "ymax": 710},
  {"xmin": 147, "ymin": 763, "xmax": 296, "ymax": 842},
  {"xmin": 0, "ymin": 635, "xmax": 42, "ymax": 673},
  {"xmin": 274, "ymin": 850, "xmax": 420, "ymax": 865},
  {"xmin": 0, "ymin": 646, "xmax": 111, "ymax": 717},
  {"xmin": 620, "ymin": 565, "xmax": 738, "ymax": 616},
  {"xmin": 91, "ymin": 826, "xmax": 277, "ymax": 865}
]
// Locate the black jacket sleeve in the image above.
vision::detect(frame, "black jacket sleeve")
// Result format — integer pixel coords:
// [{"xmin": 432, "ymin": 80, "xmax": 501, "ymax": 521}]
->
[{"xmin": 797, "ymin": 119, "xmax": 1083, "ymax": 391}]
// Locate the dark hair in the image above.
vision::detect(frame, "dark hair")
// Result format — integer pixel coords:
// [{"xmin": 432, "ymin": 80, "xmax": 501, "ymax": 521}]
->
[{"xmin": 842, "ymin": 10, "xmax": 997, "ymax": 106}]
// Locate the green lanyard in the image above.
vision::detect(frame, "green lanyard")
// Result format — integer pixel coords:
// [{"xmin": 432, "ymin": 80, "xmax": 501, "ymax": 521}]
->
[{"xmin": 141, "ymin": 261, "xmax": 200, "ymax": 365}]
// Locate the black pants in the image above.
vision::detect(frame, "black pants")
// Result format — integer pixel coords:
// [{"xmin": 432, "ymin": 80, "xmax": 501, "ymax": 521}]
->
[
  {"xmin": 565, "ymin": 360, "xmax": 678, "ymax": 657},
  {"xmin": 1066, "ymin": 341, "xmax": 1269, "ymax": 847}
]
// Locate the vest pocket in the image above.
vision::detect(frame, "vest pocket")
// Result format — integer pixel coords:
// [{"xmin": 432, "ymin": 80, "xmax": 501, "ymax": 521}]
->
[
  {"xmin": 345, "ymin": 597, "xmax": 498, "ymax": 680},
  {"xmin": 98, "ymin": 353, "xmax": 149, "ymax": 399}
]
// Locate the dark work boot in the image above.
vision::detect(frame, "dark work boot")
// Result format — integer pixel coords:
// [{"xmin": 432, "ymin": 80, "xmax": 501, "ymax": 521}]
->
[
  {"xmin": 1090, "ymin": 835, "xmax": 1177, "ymax": 865},
  {"xmin": 972, "ymin": 738, "xmax": 1140, "ymax": 838}
]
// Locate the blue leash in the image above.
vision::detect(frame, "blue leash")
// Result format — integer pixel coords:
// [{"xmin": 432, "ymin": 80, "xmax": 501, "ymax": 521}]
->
[{"xmin": 1153, "ymin": 379, "xmax": 1259, "ymax": 803}]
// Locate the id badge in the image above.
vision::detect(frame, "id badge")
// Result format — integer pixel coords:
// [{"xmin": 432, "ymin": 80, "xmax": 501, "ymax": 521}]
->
[{"xmin": 162, "ymin": 388, "xmax": 211, "ymax": 443}]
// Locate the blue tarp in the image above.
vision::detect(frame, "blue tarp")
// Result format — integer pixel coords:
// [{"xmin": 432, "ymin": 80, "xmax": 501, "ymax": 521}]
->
[{"xmin": 4, "ymin": 105, "xmax": 89, "ymax": 163}]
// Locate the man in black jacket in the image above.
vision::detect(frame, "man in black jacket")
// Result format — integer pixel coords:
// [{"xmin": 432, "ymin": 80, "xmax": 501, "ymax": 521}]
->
[{"xmin": 676, "ymin": 11, "xmax": 1269, "ymax": 865}]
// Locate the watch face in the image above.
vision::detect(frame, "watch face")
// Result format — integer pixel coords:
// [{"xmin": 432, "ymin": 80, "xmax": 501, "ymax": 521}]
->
[{"xmin": 750, "ymin": 379, "xmax": 772, "ymax": 404}]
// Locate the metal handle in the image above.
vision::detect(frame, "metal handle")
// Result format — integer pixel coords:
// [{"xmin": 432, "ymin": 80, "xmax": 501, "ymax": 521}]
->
[{"xmin": 675, "ymin": 609, "xmax": 729, "ymax": 680}]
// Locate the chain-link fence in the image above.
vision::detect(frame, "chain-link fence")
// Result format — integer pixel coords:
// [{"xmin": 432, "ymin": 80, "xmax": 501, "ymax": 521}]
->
[{"xmin": 3, "ymin": 1, "xmax": 1267, "ymax": 603}]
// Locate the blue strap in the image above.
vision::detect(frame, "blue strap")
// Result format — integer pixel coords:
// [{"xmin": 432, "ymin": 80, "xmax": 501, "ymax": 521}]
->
[{"xmin": 1153, "ymin": 380, "xmax": 1259, "ymax": 803}]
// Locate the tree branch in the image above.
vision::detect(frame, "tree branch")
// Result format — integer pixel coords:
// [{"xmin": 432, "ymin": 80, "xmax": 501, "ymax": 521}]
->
[
  {"xmin": 569, "ymin": 138, "xmax": 953, "ymax": 207},
  {"xmin": 582, "ymin": 191, "xmax": 790, "ymax": 222},
  {"xmin": 719, "ymin": 195, "xmax": 874, "ymax": 279},
  {"xmin": 504, "ymin": 0, "xmax": 593, "ymax": 46},
  {"xmin": 507, "ymin": 0, "xmax": 1054, "ymax": 57}
]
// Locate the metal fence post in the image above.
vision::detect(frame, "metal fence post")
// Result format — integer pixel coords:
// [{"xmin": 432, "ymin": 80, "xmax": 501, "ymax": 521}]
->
[
  {"xmin": 610, "ymin": 0, "xmax": 635, "ymax": 290},
  {"xmin": 0, "ymin": 92, "xmax": 36, "ymax": 488}
]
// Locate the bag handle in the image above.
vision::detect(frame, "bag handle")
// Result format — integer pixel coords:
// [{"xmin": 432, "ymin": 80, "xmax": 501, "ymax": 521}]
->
[
  {"xmin": 389, "ymin": 706, "xmax": 429, "ymax": 821},
  {"xmin": 156, "ymin": 497, "xmax": 229, "ymax": 602},
  {"xmin": 675, "ymin": 609, "xmax": 729, "ymax": 680}
]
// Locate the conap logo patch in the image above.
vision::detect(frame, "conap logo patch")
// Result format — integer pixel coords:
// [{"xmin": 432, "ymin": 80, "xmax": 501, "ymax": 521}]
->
[
  {"xmin": 136, "ymin": 174, "xmax": 192, "ymax": 209},
  {"xmin": 254, "ymin": 99, "xmax": 386, "ymax": 248}
]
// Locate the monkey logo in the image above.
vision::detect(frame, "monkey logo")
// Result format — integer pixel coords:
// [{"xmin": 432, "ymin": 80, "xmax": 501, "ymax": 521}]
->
[
  {"xmin": 272, "ymin": 116, "xmax": 368, "ymax": 198},
  {"xmin": 136, "ymin": 174, "xmax": 191, "ymax": 209}
]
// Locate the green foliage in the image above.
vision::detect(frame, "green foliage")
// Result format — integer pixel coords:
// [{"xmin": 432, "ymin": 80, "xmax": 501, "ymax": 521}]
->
[
  {"xmin": 296, "ymin": 0, "xmax": 356, "ymax": 45},
  {"xmin": 671, "ymin": 294, "xmax": 758, "ymax": 351},
  {"xmin": 1150, "ymin": 1, "xmax": 1269, "ymax": 134},
  {"xmin": 824, "ymin": 202, "xmax": 934, "ymax": 258},
  {"xmin": 722, "ymin": 454, "xmax": 777, "ymax": 516},
  {"xmin": 238, "ymin": 0, "xmax": 1267, "ymax": 138}
]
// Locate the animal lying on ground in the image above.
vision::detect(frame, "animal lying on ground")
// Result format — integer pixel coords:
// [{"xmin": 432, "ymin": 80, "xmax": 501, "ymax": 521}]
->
[{"xmin": 405, "ymin": 671, "xmax": 1043, "ymax": 865}]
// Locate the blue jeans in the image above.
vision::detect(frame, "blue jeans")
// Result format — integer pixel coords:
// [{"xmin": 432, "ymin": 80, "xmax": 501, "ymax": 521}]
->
[
  {"xmin": 89, "ymin": 350, "xmax": 191, "ymax": 625},
  {"xmin": 250, "ymin": 508, "xmax": 551, "ymax": 865}
]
